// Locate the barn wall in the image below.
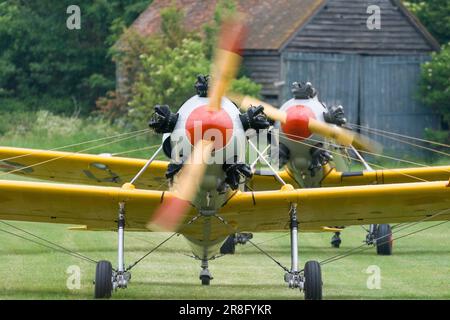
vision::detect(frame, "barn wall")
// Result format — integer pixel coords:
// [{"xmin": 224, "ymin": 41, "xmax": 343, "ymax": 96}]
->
[
  {"xmin": 242, "ymin": 51, "xmax": 281, "ymax": 106},
  {"xmin": 284, "ymin": 0, "xmax": 434, "ymax": 55},
  {"xmin": 280, "ymin": 52, "xmax": 440, "ymax": 157},
  {"xmin": 280, "ymin": 52, "xmax": 360, "ymax": 123},
  {"xmin": 360, "ymin": 55, "xmax": 441, "ymax": 156}
]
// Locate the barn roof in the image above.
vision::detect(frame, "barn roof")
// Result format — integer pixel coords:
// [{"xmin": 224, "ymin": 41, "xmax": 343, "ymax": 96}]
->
[
  {"xmin": 284, "ymin": 0, "xmax": 440, "ymax": 54},
  {"xmin": 129, "ymin": 0, "xmax": 440, "ymax": 52},
  {"xmin": 130, "ymin": 0, "xmax": 326, "ymax": 50}
]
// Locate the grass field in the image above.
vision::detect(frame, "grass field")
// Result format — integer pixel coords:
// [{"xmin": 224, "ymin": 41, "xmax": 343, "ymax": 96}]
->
[
  {"xmin": 0, "ymin": 221, "xmax": 448, "ymax": 300},
  {"xmin": 0, "ymin": 118, "xmax": 448, "ymax": 299}
]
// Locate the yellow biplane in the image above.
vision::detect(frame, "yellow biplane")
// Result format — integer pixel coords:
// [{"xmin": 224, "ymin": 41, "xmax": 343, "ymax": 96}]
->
[{"xmin": 0, "ymin": 17, "xmax": 448, "ymax": 300}]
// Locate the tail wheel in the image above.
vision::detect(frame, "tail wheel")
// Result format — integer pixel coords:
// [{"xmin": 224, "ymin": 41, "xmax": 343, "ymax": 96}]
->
[
  {"xmin": 200, "ymin": 275, "xmax": 211, "ymax": 286},
  {"xmin": 94, "ymin": 260, "xmax": 113, "ymax": 299},
  {"xmin": 304, "ymin": 261, "xmax": 322, "ymax": 300},
  {"xmin": 376, "ymin": 224, "xmax": 393, "ymax": 256}
]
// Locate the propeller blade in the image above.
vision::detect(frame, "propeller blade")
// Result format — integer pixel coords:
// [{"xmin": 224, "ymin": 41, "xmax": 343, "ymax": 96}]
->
[
  {"xmin": 147, "ymin": 140, "xmax": 214, "ymax": 231},
  {"xmin": 208, "ymin": 17, "xmax": 247, "ymax": 111},
  {"xmin": 229, "ymin": 93, "xmax": 287, "ymax": 123},
  {"xmin": 307, "ymin": 119, "xmax": 382, "ymax": 153},
  {"xmin": 230, "ymin": 94, "xmax": 382, "ymax": 153}
]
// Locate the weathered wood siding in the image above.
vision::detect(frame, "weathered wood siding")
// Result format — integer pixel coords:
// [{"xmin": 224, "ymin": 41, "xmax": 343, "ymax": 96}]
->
[
  {"xmin": 280, "ymin": 52, "xmax": 440, "ymax": 156},
  {"xmin": 360, "ymin": 55, "xmax": 441, "ymax": 155},
  {"xmin": 281, "ymin": 52, "xmax": 360, "ymax": 123},
  {"xmin": 242, "ymin": 51, "xmax": 281, "ymax": 106},
  {"xmin": 285, "ymin": 0, "xmax": 434, "ymax": 55}
]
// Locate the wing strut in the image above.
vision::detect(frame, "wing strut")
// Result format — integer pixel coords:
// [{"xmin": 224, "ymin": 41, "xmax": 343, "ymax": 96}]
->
[{"xmin": 130, "ymin": 145, "xmax": 163, "ymax": 186}]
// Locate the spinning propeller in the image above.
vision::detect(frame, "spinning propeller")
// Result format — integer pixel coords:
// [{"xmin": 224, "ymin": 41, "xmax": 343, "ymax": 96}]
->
[
  {"xmin": 230, "ymin": 94, "xmax": 382, "ymax": 154},
  {"xmin": 147, "ymin": 17, "xmax": 247, "ymax": 232}
]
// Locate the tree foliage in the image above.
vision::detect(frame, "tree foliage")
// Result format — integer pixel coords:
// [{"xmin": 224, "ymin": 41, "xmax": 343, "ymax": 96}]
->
[
  {"xmin": 0, "ymin": 0, "xmax": 151, "ymax": 115},
  {"xmin": 419, "ymin": 44, "xmax": 450, "ymax": 143},
  {"xmin": 404, "ymin": 0, "xmax": 450, "ymax": 45},
  {"xmin": 405, "ymin": 1, "xmax": 450, "ymax": 143},
  {"xmin": 109, "ymin": 2, "xmax": 261, "ymax": 129}
]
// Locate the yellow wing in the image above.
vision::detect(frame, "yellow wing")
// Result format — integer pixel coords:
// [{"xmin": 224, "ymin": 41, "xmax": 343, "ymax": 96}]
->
[
  {"xmin": 246, "ymin": 164, "xmax": 450, "ymax": 191},
  {"xmin": 321, "ymin": 165, "xmax": 450, "ymax": 187},
  {"xmin": 0, "ymin": 179, "xmax": 170, "ymax": 230},
  {"xmin": 0, "ymin": 147, "xmax": 168, "ymax": 190},
  {"xmin": 247, "ymin": 169, "xmax": 299, "ymax": 190},
  {"xmin": 220, "ymin": 180, "xmax": 450, "ymax": 232},
  {"xmin": 0, "ymin": 178, "xmax": 448, "ymax": 243}
]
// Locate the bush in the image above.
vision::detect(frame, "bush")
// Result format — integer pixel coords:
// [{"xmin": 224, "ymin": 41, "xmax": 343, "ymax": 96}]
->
[
  {"xmin": 420, "ymin": 45, "xmax": 450, "ymax": 123},
  {"xmin": 103, "ymin": 2, "xmax": 262, "ymax": 129},
  {"xmin": 404, "ymin": 0, "xmax": 450, "ymax": 45},
  {"xmin": 128, "ymin": 38, "xmax": 210, "ymax": 127},
  {"xmin": 0, "ymin": 1, "xmax": 152, "ymax": 115},
  {"xmin": 1, "ymin": 110, "xmax": 117, "ymax": 139},
  {"xmin": 0, "ymin": 111, "xmax": 37, "ymax": 136}
]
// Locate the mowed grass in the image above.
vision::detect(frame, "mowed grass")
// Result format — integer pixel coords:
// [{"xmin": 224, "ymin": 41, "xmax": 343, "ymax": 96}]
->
[
  {"xmin": 0, "ymin": 119, "xmax": 448, "ymax": 299},
  {"xmin": 0, "ymin": 221, "xmax": 448, "ymax": 300}
]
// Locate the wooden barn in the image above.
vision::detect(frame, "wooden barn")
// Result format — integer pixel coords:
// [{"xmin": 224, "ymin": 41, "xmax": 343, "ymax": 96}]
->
[{"xmin": 122, "ymin": 0, "xmax": 441, "ymax": 155}]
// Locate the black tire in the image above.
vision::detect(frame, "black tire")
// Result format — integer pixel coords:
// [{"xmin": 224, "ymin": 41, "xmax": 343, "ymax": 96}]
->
[
  {"xmin": 220, "ymin": 235, "xmax": 236, "ymax": 254},
  {"xmin": 331, "ymin": 241, "xmax": 340, "ymax": 248},
  {"xmin": 331, "ymin": 233, "xmax": 341, "ymax": 248},
  {"xmin": 376, "ymin": 224, "xmax": 393, "ymax": 256},
  {"xmin": 304, "ymin": 261, "xmax": 322, "ymax": 300},
  {"xmin": 94, "ymin": 260, "xmax": 113, "ymax": 299},
  {"xmin": 200, "ymin": 275, "xmax": 210, "ymax": 286}
]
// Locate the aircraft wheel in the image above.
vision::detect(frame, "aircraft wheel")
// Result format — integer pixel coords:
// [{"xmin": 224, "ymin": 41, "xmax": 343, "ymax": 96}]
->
[
  {"xmin": 200, "ymin": 275, "xmax": 211, "ymax": 286},
  {"xmin": 220, "ymin": 235, "xmax": 236, "ymax": 254},
  {"xmin": 304, "ymin": 261, "xmax": 322, "ymax": 300},
  {"xmin": 376, "ymin": 224, "xmax": 393, "ymax": 256},
  {"xmin": 330, "ymin": 232, "xmax": 341, "ymax": 248},
  {"xmin": 94, "ymin": 260, "xmax": 113, "ymax": 299}
]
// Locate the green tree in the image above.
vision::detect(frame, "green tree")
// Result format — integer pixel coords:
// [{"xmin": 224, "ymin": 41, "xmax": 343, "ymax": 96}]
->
[
  {"xmin": 404, "ymin": 0, "xmax": 450, "ymax": 45},
  {"xmin": 129, "ymin": 38, "xmax": 210, "ymax": 128},
  {"xmin": 110, "ymin": 4, "xmax": 261, "ymax": 129},
  {"xmin": 419, "ymin": 44, "xmax": 450, "ymax": 143},
  {"xmin": 0, "ymin": 0, "xmax": 151, "ymax": 115},
  {"xmin": 405, "ymin": 1, "xmax": 450, "ymax": 144}
]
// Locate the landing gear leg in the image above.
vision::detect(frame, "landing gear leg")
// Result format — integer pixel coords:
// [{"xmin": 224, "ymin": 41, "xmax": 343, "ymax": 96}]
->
[
  {"xmin": 365, "ymin": 224, "xmax": 378, "ymax": 245},
  {"xmin": 284, "ymin": 204, "xmax": 322, "ymax": 300},
  {"xmin": 199, "ymin": 259, "xmax": 213, "ymax": 286},
  {"xmin": 95, "ymin": 203, "xmax": 131, "ymax": 298},
  {"xmin": 114, "ymin": 202, "xmax": 131, "ymax": 289}
]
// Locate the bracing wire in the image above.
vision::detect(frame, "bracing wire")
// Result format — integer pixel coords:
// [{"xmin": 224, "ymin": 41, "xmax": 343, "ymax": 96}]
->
[
  {"xmin": 247, "ymin": 239, "xmax": 290, "ymax": 273},
  {"xmin": 0, "ymin": 128, "xmax": 150, "ymax": 163},
  {"xmin": 318, "ymin": 221, "xmax": 449, "ymax": 268},
  {"xmin": 282, "ymin": 131, "xmax": 449, "ymax": 174},
  {"xmin": 347, "ymin": 123, "xmax": 450, "ymax": 149},
  {"xmin": 0, "ymin": 130, "xmax": 149, "ymax": 178},
  {"xmin": 111, "ymin": 144, "xmax": 161, "ymax": 156},
  {"xmin": 315, "ymin": 207, "xmax": 450, "ymax": 268},
  {"xmin": 280, "ymin": 133, "xmax": 430, "ymax": 182},
  {"xmin": 358, "ymin": 148, "xmax": 450, "ymax": 172},
  {"xmin": 347, "ymin": 124, "xmax": 450, "ymax": 157},
  {"xmin": 0, "ymin": 221, "xmax": 98, "ymax": 265},
  {"xmin": 125, "ymin": 233, "xmax": 178, "ymax": 272},
  {"xmin": 238, "ymin": 232, "xmax": 290, "ymax": 252}
]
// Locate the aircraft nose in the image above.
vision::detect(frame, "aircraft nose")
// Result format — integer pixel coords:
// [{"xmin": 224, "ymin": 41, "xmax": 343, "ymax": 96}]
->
[
  {"xmin": 281, "ymin": 105, "xmax": 316, "ymax": 141},
  {"xmin": 185, "ymin": 105, "xmax": 234, "ymax": 149}
]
